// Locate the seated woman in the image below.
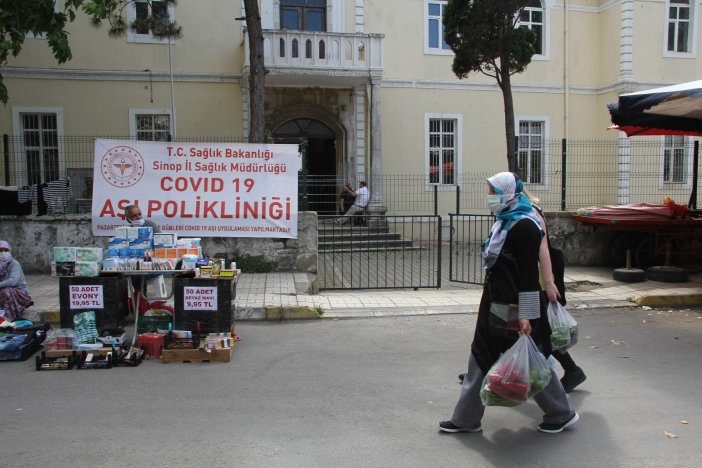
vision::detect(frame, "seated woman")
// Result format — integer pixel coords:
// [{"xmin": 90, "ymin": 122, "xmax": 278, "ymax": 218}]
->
[{"xmin": 0, "ymin": 240, "xmax": 32, "ymax": 322}]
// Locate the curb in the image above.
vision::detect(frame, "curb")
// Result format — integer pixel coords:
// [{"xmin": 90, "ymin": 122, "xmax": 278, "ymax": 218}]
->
[
  {"xmin": 634, "ymin": 294, "xmax": 702, "ymax": 307},
  {"xmin": 262, "ymin": 306, "xmax": 323, "ymax": 321}
]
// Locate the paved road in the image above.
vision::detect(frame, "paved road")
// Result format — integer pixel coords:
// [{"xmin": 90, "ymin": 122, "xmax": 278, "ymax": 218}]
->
[{"xmin": 2, "ymin": 307, "xmax": 701, "ymax": 467}]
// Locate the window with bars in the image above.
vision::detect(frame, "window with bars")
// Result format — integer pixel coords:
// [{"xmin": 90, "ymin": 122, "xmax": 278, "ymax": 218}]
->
[
  {"xmin": 517, "ymin": 120, "xmax": 545, "ymax": 185},
  {"xmin": 519, "ymin": 0, "xmax": 544, "ymax": 56},
  {"xmin": 280, "ymin": 0, "xmax": 327, "ymax": 31},
  {"xmin": 667, "ymin": 0, "xmax": 692, "ymax": 53},
  {"xmin": 426, "ymin": 1, "xmax": 451, "ymax": 54},
  {"xmin": 21, "ymin": 113, "xmax": 60, "ymax": 185},
  {"xmin": 663, "ymin": 135, "xmax": 688, "ymax": 183},
  {"xmin": 136, "ymin": 113, "xmax": 171, "ymax": 141},
  {"xmin": 427, "ymin": 118, "xmax": 456, "ymax": 185}
]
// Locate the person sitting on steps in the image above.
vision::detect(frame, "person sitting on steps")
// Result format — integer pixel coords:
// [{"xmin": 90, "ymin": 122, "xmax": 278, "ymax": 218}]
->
[{"xmin": 335, "ymin": 181, "xmax": 370, "ymax": 226}]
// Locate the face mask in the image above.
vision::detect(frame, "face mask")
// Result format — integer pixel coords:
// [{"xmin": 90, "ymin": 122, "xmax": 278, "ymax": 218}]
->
[
  {"xmin": 130, "ymin": 218, "xmax": 145, "ymax": 227},
  {"xmin": 0, "ymin": 252, "xmax": 11, "ymax": 262},
  {"xmin": 486, "ymin": 194, "xmax": 506, "ymax": 213}
]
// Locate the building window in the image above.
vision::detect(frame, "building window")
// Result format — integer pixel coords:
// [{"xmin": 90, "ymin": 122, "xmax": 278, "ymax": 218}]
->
[
  {"xmin": 130, "ymin": 109, "xmax": 172, "ymax": 141},
  {"xmin": 280, "ymin": 0, "xmax": 327, "ymax": 32},
  {"xmin": 20, "ymin": 113, "xmax": 60, "ymax": 186},
  {"xmin": 425, "ymin": 1, "xmax": 451, "ymax": 54},
  {"xmin": 519, "ymin": 0, "xmax": 544, "ymax": 56},
  {"xmin": 517, "ymin": 120, "xmax": 545, "ymax": 185},
  {"xmin": 663, "ymin": 135, "xmax": 688, "ymax": 183},
  {"xmin": 426, "ymin": 115, "xmax": 461, "ymax": 186},
  {"xmin": 128, "ymin": 0, "xmax": 175, "ymax": 43},
  {"xmin": 667, "ymin": 0, "xmax": 692, "ymax": 53}
]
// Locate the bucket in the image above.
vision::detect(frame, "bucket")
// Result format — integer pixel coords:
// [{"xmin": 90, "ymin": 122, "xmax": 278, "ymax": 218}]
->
[{"xmin": 138, "ymin": 333, "xmax": 165, "ymax": 359}]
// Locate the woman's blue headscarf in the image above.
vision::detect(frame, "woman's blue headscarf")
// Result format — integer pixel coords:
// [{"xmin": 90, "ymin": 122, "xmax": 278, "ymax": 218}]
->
[{"xmin": 482, "ymin": 172, "xmax": 542, "ymax": 268}]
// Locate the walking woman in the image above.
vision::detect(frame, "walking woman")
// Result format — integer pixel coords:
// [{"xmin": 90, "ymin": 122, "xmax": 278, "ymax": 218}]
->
[
  {"xmin": 0, "ymin": 240, "xmax": 32, "ymax": 322},
  {"xmin": 439, "ymin": 172, "xmax": 578, "ymax": 434}
]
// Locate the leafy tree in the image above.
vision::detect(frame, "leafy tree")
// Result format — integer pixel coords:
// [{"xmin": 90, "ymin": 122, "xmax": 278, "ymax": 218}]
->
[
  {"xmin": 443, "ymin": 0, "xmax": 536, "ymax": 172},
  {"xmin": 0, "ymin": 0, "xmax": 181, "ymax": 104}
]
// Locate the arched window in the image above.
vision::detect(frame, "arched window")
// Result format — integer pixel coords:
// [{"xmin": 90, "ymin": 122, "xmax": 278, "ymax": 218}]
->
[
  {"xmin": 305, "ymin": 39, "xmax": 312, "ymax": 58},
  {"xmin": 319, "ymin": 40, "xmax": 326, "ymax": 59},
  {"xmin": 279, "ymin": 38, "xmax": 286, "ymax": 58},
  {"xmin": 292, "ymin": 38, "xmax": 299, "ymax": 58}
]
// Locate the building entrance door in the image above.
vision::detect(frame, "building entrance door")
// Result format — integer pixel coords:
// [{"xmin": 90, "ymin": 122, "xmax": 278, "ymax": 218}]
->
[{"xmin": 273, "ymin": 118, "xmax": 338, "ymax": 214}]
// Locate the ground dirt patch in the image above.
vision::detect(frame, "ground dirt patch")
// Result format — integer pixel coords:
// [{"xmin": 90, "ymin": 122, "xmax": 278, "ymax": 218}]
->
[{"xmin": 566, "ymin": 280, "xmax": 601, "ymax": 292}]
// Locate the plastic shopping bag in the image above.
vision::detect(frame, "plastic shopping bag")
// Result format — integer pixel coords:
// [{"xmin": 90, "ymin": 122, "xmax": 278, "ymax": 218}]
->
[
  {"xmin": 547, "ymin": 302, "xmax": 579, "ymax": 351},
  {"xmin": 526, "ymin": 335, "xmax": 552, "ymax": 397},
  {"xmin": 480, "ymin": 335, "xmax": 553, "ymax": 407}
]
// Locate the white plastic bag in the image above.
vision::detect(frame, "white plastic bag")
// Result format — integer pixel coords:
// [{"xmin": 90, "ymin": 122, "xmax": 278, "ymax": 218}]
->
[
  {"xmin": 547, "ymin": 302, "xmax": 579, "ymax": 351},
  {"xmin": 479, "ymin": 335, "xmax": 552, "ymax": 407}
]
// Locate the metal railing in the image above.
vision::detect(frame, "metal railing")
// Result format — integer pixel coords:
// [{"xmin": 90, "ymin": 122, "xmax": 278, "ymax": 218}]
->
[
  {"xmin": 317, "ymin": 214, "xmax": 442, "ymax": 290},
  {"xmin": 2, "ymin": 135, "xmax": 700, "ymax": 216}
]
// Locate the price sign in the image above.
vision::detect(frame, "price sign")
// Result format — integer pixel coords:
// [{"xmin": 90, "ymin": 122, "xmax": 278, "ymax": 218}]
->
[
  {"xmin": 69, "ymin": 285, "xmax": 104, "ymax": 309},
  {"xmin": 183, "ymin": 286, "xmax": 217, "ymax": 311}
]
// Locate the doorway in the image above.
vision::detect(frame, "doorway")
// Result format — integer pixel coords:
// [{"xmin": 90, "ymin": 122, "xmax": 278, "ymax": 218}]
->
[{"xmin": 273, "ymin": 118, "xmax": 338, "ymax": 214}]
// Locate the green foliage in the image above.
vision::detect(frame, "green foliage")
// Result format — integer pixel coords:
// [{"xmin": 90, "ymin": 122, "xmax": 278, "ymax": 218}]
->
[
  {"xmin": 443, "ymin": 0, "xmax": 535, "ymax": 84},
  {"xmin": 442, "ymin": 0, "xmax": 535, "ymax": 171},
  {"xmin": 234, "ymin": 253, "xmax": 277, "ymax": 274},
  {"xmin": 0, "ymin": 0, "xmax": 181, "ymax": 104}
]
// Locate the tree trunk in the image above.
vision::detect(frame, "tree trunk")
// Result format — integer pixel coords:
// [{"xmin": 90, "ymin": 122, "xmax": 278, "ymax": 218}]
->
[
  {"xmin": 243, "ymin": 0, "xmax": 266, "ymax": 143},
  {"xmin": 499, "ymin": 66, "xmax": 517, "ymax": 173}
]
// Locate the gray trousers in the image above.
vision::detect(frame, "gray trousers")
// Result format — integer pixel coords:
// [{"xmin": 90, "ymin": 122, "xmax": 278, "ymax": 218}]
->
[
  {"xmin": 451, "ymin": 353, "xmax": 574, "ymax": 428},
  {"xmin": 336, "ymin": 204, "xmax": 365, "ymax": 224}
]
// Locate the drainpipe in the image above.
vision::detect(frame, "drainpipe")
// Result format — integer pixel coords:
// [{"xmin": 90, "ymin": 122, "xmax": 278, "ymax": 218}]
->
[
  {"xmin": 168, "ymin": 36, "xmax": 177, "ymax": 139},
  {"xmin": 564, "ymin": 0, "xmax": 569, "ymax": 141}
]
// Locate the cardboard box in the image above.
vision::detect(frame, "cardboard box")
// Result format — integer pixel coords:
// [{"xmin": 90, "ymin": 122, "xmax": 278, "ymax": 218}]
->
[
  {"xmin": 153, "ymin": 233, "xmax": 177, "ymax": 248},
  {"xmin": 75, "ymin": 261, "xmax": 100, "ymax": 277},
  {"xmin": 161, "ymin": 346, "xmax": 232, "ymax": 363},
  {"xmin": 76, "ymin": 247, "xmax": 103, "ymax": 262},
  {"xmin": 53, "ymin": 247, "xmax": 77, "ymax": 262}
]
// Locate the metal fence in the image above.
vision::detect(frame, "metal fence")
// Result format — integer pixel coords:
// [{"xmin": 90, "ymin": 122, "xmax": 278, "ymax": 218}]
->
[
  {"xmin": 317, "ymin": 214, "xmax": 442, "ymax": 290},
  {"xmin": 448, "ymin": 214, "xmax": 494, "ymax": 285},
  {"xmin": 1, "ymin": 135, "xmax": 700, "ymax": 215}
]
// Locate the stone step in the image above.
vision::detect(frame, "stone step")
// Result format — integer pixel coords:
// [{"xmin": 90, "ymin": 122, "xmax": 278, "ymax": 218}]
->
[
  {"xmin": 319, "ymin": 232, "xmax": 403, "ymax": 243},
  {"xmin": 318, "ymin": 238, "xmax": 417, "ymax": 251}
]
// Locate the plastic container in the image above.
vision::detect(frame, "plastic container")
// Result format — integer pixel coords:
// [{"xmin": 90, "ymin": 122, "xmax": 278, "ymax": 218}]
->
[{"xmin": 137, "ymin": 333, "xmax": 165, "ymax": 359}]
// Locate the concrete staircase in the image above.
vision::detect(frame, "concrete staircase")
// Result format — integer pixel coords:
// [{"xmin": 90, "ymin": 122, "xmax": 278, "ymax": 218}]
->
[{"xmin": 318, "ymin": 222, "xmax": 418, "ymax": 252}]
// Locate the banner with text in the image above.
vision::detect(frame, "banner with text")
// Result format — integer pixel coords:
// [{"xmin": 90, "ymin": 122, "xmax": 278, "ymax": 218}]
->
[{"xmin": 92, "ymin": 139, "xmax": 301, "ymax": 238}]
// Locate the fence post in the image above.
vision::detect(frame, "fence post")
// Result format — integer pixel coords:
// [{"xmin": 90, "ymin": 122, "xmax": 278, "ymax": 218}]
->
[
  {"xmin": 434, "ymin": 184, "xmax": 438, "ymax": 216},
  {"xmin": 561, "ymin": 138, "xmax": 567, "ymax": 211},
  {"xmin": 299, "ymin": 142, "xmax": 309, "ymax": 211},
  {"xmin": 455, "ymin": 184, "xmax": 460, "ymax": 214},
  {"xmin": 436, "ymin": 215, "xmax": 442, "ymax": 289},
  {"xmin": 689, "ymin": 140, "xmax": 699, "ymax": 210},
  {"xmin": 3, "ymin": 134, "xmax": 9, "ymax": 186}
]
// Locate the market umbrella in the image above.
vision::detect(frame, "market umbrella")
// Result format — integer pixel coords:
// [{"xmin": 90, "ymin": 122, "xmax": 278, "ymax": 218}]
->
[
  {"xmin": 608, "ymin": 80, "xmax": 702, "ymax": 136},
  {"xmin": 607, "ymin": 80, "xmax": 702, "ymax": 207}
]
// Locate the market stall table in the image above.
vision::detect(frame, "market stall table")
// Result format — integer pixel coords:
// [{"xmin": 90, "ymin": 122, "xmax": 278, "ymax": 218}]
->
[{"xmin": 573, "ymin": 210, "xmax": 702, "ymax": 268}]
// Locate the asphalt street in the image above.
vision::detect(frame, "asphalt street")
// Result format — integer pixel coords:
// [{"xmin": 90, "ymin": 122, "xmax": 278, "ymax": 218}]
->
[{"xmin": 2, "ymin": 306, "xmax": 701, "ymax": 467}]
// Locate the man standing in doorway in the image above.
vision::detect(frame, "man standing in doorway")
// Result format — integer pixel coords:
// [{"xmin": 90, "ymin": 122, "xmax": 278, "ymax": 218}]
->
[{"xmin": 335, "ymin": 181, "xmax": 370, "ymax": 225}]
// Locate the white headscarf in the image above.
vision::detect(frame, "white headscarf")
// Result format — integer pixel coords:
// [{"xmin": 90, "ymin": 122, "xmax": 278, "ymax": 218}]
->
[{"xmin": 482, "ymin": 173, "xmax": 542, "ymax": 268}]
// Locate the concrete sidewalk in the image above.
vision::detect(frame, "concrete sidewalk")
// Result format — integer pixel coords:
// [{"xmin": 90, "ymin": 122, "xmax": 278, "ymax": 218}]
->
[{"xmin": 20, "ymin": 266, "xmax": 702, "ymax": 323}]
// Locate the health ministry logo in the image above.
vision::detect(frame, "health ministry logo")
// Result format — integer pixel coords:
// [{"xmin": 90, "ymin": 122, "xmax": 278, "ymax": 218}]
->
[{"xmin": 100, "ymin": 146, "xmax": 145, "ymax": 187}]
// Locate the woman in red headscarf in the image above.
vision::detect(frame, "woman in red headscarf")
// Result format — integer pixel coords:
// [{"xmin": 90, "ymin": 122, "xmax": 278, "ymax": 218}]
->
[{"xmin": 0, "ymin": 240, "xmax": 32, "ymax": 322}]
